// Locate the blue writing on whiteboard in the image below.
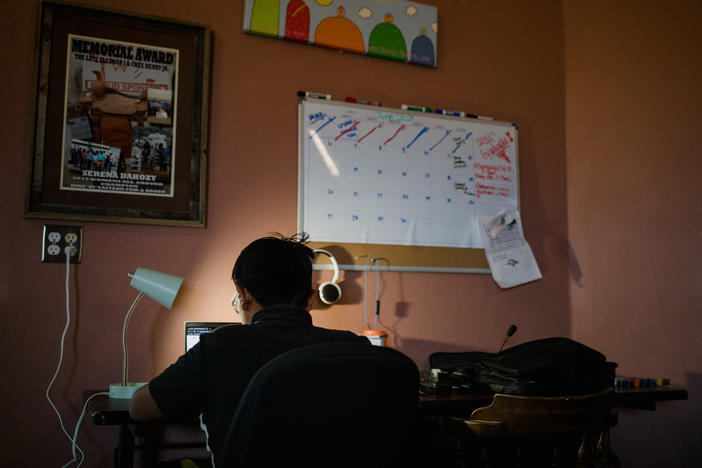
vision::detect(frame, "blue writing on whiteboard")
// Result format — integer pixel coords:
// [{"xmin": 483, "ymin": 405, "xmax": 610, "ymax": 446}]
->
[
  {"xmin": 311, "ymin": 116, "xmax": 336, "ymax": 136},
  {"xmin": 453, "ymin": 132, "xmax": 472, "ymax": 153},
  {"xmin": 308, "ymin": 112, "xmax": 327, "ymax": 124},
  {"xmin": 334, "ymin": 120, "xmax": 360, "ymax": 141},
  {"xmin": 404, "ymin": 126, "xmax": 428, "ymax": 150},
  {"xmin": 352, "ymin": 215, "xmax": 359, "ymax": 221},
  {"xmin": 429, "ymin": 130, "xmax": 452, "ymax": 152}
]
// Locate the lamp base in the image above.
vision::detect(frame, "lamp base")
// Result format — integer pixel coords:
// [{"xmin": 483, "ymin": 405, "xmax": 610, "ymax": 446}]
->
[{"xmin": 109, "ymin": 382, "xmax": 147, "ymax": 399}]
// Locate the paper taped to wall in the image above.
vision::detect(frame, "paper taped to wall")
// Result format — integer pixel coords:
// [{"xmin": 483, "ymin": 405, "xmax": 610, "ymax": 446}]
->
[{"xmin": 478, "ymin": 209, "xmax": 542, "ymax": 288}]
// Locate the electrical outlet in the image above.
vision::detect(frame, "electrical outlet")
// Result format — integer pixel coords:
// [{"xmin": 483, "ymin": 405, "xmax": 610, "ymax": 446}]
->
[{"xmin": 42, "ymin": 224, "xmax": 83, "ymax": 263}]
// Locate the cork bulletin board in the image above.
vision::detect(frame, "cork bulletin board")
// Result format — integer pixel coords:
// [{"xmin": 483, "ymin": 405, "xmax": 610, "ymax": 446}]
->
[{"xmin": 298, "ymin": 97, "xmax": 519, "ymax": 273}]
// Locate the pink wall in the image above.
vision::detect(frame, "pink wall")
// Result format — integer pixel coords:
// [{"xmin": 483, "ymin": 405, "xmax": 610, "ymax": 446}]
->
[
  {"xmin": 564, "ymin": 1, "xmax": 702, "ymax": 465},
  {"xmin": 2, "ymin": 0, "xmax": 697, "ymax": 466}
]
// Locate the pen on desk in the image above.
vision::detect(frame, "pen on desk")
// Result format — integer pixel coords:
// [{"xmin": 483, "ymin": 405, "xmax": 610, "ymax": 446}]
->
[
  {"xmin": 402, "ymin": 104, "xmax": 432, "ymax": 113},
  {"xmin": 298, "ymin": 90, "xmax": 331, "ymax": 100},
  {"xmin": 434, "ymin": 109, "xmax": 466, "ymax": 117}
]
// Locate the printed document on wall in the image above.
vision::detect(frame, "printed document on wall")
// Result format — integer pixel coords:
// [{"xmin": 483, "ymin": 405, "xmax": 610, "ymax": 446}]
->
[{"xmin": 478, "ymin": 209, "xmax": 542, "ymax": 288}]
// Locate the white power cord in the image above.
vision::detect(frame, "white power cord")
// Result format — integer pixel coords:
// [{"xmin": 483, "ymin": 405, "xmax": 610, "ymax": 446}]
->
[
  {"xmin": 71, "ymin": 391, "xmax": 109, "ymax": 466},
  {"xmin": 46, "ymin": 249, "xmax": 105, "ymax": 467}
]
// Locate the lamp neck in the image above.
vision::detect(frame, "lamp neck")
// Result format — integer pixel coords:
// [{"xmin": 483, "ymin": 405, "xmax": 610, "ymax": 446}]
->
[{"xmin": 122, "ymin": 291, "xmax": 145, "ymax": 386}]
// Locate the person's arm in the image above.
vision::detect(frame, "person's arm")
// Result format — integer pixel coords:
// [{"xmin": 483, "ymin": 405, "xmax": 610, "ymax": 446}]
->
[
  {"xmin": 130, "ymin": 344, "xmax": 204, "ymax": 421},
  {"xmin": 130, "ymin": 383, "xmax": 164, "ymax": 421}
]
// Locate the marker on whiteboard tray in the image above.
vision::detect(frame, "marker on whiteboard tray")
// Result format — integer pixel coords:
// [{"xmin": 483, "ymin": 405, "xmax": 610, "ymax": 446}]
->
[
  {"xmin": 466, "ymin": 113, "xmax": 494, "ymax": 121},
  {"xmin": 401, "ymin": 104, "xmax": 432, "ymax": 113},
  {"xmin": 345, "ymin": 96, "xmax": 382, "ymax": 106},
  {"xmin": 298, "ymin": 90, "xmax": 331, "ymax": 100},
  {"xmin": 434, "ymin": 109, "xmax": 466, "ymax": 117}
]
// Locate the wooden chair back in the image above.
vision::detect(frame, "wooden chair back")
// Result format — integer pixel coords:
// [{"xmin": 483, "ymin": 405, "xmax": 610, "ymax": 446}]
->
[
  {"xmin": 463, "ymin": 389, "xmax": 615, "ymax": 467},
  {"xmin": 467, "ymin": 389, "xmax": 614, "ymax": 437}
]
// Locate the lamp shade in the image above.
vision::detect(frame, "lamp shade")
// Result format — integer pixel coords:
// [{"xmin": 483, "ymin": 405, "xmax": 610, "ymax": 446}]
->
[{"xmin": 129, "ymin": 267, "xmax": 183, "ymax": 309}]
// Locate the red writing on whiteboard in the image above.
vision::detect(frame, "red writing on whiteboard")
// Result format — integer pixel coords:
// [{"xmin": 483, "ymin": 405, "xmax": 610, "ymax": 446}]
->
[
  {"xmin": 474, "ymin": 163, "xmax": 513, "ymax": 182},
  {"xmin": 477, "ymin": 133, "xmax": 512, "ymax": 163},
  {"xmin": 475, "ymin": 183, "xmax": 511, "ymax": 199}
]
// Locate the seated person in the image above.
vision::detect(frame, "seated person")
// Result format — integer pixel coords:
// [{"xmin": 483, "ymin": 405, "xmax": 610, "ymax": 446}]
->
[{"xmin": 130, "ymin": 233, "xmax": 369, "ymax": 464}]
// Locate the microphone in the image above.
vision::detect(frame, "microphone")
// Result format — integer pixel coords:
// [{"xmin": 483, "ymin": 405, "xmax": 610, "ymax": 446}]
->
[{"xmin": 498, "ymin": 324, "xmax": 518, "ymax": 352}]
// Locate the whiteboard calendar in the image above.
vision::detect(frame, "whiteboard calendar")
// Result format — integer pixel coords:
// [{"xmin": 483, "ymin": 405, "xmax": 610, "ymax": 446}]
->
[{"xmin": 298, "ymin": 98, "xmax": 519, "ymax": 249}]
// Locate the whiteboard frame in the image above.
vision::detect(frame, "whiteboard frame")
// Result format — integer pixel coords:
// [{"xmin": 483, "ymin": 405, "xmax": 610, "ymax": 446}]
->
[{"xmin": 298, "ymin": 96, "xmax": 519, "ymax": 273}]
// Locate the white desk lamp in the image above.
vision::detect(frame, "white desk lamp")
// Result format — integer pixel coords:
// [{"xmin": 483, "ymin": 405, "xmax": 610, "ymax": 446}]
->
[{"xmin": 109, "ymin": 267, "xmax": 183, "ymax": 399}]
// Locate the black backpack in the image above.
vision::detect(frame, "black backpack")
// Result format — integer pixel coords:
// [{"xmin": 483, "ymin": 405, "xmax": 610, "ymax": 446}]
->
[{"xmin": 435, "ymin": 337, "xmax": 617, "ymax": 396}]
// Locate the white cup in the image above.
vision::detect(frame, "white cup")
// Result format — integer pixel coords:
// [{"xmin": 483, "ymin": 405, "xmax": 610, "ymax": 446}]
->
[{"xmin": 363, "ymin": 330, "xmax": 388, "ymax": 346}]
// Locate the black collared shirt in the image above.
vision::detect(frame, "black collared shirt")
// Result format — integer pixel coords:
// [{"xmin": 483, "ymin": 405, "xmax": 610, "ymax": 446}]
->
[{"xmin": 149, "ymin": 306, "xmax": 369, "ymax": 463}]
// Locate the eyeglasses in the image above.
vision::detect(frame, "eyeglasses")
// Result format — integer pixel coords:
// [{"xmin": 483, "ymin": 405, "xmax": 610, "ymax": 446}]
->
[{"xmin": 231, "ymin": 292, "xmax": 241, "ymax": 314}]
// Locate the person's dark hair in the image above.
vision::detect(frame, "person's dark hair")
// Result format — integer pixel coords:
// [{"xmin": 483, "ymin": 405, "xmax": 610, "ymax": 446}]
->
[{"xmin": 232, "ymin": 233, "xmax": 314, "ymax": 308}]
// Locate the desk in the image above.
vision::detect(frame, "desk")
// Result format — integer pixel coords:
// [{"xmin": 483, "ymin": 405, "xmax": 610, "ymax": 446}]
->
[
  {"xmin": 87, "ymin": 387, "xmax": 687, "ymax": 468},
  {"xmin": 418, "ymin": 386, "xmax": 689, "ymax": 416},
  {"xmin": 85, "ymin": 391, "xmax": 204, "ymax": 468}
]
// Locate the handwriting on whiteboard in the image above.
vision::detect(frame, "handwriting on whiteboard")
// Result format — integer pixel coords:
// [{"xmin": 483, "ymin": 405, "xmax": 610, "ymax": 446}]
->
[
  {"xmin": 477, "ymin": 132, "xmax": 512, "ymax": 163},
  {"xmin": 300, "ymin": 100, "xmax": 518, "ymax": 248}
]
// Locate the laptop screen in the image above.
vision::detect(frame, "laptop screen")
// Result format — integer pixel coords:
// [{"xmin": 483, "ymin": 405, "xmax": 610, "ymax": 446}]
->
[{"xmin": 184, "ymin": 322, "xmax": 238, "ymax": 352}]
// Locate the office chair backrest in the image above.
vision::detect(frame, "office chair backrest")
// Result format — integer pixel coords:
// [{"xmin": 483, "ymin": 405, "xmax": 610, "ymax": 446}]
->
[{"xmin": 218, "ymin": 342, "xmax": 420, "ymax": 468}]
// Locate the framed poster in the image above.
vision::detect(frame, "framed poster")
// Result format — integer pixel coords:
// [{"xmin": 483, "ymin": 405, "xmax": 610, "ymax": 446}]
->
[{"xmin": 26, "ymin": 1, "xmax": 210, "ymax": 226}]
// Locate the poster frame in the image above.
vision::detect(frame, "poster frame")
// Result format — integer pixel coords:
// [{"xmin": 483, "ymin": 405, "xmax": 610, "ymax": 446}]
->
[{"xmin": 25, "ymin": 1, "xmax": 210, "ymax": 227}]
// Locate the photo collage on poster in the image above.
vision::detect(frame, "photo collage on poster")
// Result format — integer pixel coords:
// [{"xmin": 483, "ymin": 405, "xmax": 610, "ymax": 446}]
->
[{"xmin": 60, "ymin": 34, "xmax": 179, "ymax": 197}]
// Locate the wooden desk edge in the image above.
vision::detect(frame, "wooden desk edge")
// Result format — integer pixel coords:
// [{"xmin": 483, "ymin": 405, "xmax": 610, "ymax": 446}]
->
[{"xmin": 86, "ymin": 387, "xmax": 689, "ymax": 425}]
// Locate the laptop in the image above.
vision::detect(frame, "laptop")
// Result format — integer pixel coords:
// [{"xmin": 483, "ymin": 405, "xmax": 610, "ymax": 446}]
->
[{"xmin": 184, "ymin": 321, "xmax": 238, "ymax": 352}]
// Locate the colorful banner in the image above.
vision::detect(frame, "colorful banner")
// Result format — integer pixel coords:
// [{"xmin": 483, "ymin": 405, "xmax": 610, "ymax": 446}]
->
[{"xmin": 243, "ymin": 0, "xmax": 438, "ymax": 67}]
